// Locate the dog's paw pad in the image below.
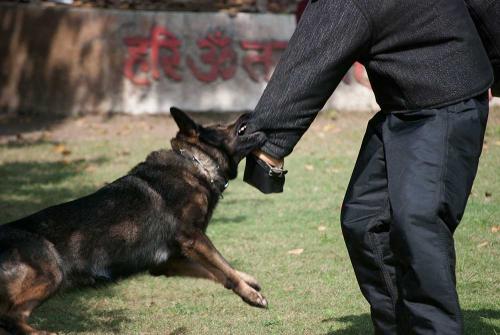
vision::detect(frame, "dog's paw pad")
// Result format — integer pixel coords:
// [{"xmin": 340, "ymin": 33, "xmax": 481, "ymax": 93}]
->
[
  {"xmin": 258, "ymin": 296, "xmax": 268, "ymax": 309},
  {"xmin": 240, "ymin": 288, "xmax": 268, "ymax": 309}
]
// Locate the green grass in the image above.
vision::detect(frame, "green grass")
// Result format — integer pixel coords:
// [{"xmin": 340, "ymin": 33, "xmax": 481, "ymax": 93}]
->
[{"xmin": 0, "ymin": 111, "xmax": 499, "ymax": 334}]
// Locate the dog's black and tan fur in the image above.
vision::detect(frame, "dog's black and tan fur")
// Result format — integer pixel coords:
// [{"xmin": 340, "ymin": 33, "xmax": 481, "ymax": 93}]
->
[{"xmin": 0, "ymin": 108, "xmax": 267, "ymax": 335}]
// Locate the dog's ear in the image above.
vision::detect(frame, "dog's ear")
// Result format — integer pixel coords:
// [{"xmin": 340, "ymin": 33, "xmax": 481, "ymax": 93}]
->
[{"xmin": 170, "ymin": 107, "xmax": 199, "ymax": 136}]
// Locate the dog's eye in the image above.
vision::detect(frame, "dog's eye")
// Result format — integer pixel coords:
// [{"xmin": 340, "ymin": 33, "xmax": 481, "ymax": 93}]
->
[{"xmin": 237, "ymin": 125, "xmax": 247, "ymax": 136}]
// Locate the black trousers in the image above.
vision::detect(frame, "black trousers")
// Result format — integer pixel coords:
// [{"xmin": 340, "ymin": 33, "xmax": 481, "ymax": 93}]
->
[{"xmin": 340, "ymin": 94, "xmax": 489, "ymax": 335}]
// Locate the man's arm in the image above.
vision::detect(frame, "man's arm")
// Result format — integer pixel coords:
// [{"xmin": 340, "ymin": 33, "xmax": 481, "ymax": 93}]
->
[{"xmin": 248, "ymin": 0, "xmax": 372, "ymax": 159}]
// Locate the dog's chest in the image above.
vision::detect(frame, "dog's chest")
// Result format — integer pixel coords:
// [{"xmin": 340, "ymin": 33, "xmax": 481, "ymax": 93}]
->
[{"xmin": 178, "ymin": 190, "xmax": 218, "ymax": 232}]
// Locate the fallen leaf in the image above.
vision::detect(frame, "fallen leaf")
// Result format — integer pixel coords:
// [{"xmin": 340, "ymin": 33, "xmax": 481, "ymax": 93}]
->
[
  {"xmin": 85, "ymin": 165, "xmax": 96, "ymax": 173},
  {"xmin": 288, "ymin": 248, "xmax": 304, "ymax": 255},
  {"xmin": 39, "ymin": 131, "xmax": 52, "ymax": 141},
  {"xmin": 54, "ymin": 144, "xmax": 72, "ymax": 156},
  {"xmin": 491, "ymin": 226, "xmax": 500, "ymax": 233},
  {"xmin": 477, "ymin": 241, "xmax": 489, "ymax": 249},
  {"xmin": 323, "ymin": 124, "xmax": 335, "ymax": 132},
  {"xmin": 318, "ymin": 225, "xmax": 327, "ymax": 232},
  {"xmin": 305, "ymin": 164, "xmax": 314, "ymax": 171}
]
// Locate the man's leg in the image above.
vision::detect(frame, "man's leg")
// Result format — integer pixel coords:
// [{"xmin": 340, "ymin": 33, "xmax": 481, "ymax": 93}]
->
[
  {"xmin": 383, "ymin": 94, "xmax": 489, "ymax": 334},
  {"xmin": 341, "ymin": 111, "xmax": 398, "ymax": 334}
]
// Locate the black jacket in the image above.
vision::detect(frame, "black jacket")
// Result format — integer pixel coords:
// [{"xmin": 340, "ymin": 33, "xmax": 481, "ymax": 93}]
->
[{"xmin": 249, "ymin": 0, "xmax": 494, "ymax": 158}]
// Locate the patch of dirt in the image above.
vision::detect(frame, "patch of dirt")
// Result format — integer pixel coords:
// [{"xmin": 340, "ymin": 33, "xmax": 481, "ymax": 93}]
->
[
  {"xmin": 0, "ymin": 108, "xmax": 498, "ymax": 146},
  {"xmin": 0, "ymin": 112, "xmax": 241, "ymax": 145}
]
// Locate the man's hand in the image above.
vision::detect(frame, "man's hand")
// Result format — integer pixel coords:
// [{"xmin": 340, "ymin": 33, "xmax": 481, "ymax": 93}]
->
[{"xmin": 252, "ymin": 149, "xmax": 284, "ymax": 169}]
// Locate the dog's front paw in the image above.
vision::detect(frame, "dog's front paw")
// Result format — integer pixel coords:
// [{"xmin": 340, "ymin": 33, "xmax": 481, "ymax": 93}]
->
[
  {"xmin": 236, "ymin": 270, "xmax": 261, "ymax": 292},
  {"xmin": 234, "ymin": 282, "xmax": 268, "ymax": 309}
]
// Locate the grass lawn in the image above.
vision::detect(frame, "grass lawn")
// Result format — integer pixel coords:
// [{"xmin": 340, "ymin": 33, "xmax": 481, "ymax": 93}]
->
[{"xmin": 0, "ymin": 110, "xmax": 499, "ymax": 334}]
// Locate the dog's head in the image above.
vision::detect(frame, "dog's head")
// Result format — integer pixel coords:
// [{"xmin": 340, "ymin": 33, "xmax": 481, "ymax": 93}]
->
[{"xmin": 170, "ymin": 107, "xmax": 266, "ymax": 180}]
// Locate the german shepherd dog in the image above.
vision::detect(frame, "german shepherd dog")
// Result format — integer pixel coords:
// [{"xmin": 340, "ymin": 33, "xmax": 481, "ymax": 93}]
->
[{"xmin": 0, "ymin": 108, "xmax": 268, "ymax": 335}]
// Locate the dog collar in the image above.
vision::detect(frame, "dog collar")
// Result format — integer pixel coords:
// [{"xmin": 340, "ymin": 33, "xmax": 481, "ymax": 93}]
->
[{"xmin": 176, "ymin": 148, "xmax": 229, "ymax": 195}]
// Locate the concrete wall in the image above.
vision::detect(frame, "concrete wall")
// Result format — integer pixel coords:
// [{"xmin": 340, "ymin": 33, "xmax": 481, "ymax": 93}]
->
[{"xmin": 0, "ymin": 4, "xmax": 298, "ymax": 115}]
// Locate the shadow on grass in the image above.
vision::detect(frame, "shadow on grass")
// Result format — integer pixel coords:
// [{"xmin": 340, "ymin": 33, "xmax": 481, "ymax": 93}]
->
[
  {"xmin": 212, "ymin": 197, "xmax": 272, "ymax": 225},
  {"xmin": 222, "ymin": 198, "xmax": 273, "ymax": 206},
  {"xmin": 31, "ymin": 287, "xmax": 131, "ymax": 334},
  {"xmin": 0, "ymin": 116, "xmax": 66, "ymax": 138},
  {"xmin": 211, "ymin": 215, "xmax": 247, "ymax": 225},
  {"xmin": 0, "ymin": 157, "xmax": 107, "ymax": 223},
  {"xmin": 322, "ymin": 314, "xmax": 372, "ymax": 335},
  {"xmin": 323, "ymin": 309, "xmax": 500, "ymax": 334},
  {"xmin": 169, "ymin": 326, "xmax": 189, "ymax": 335},
  {"xmin": 0, "ymin": 138, "xmax": 59, "ymax": 149}
]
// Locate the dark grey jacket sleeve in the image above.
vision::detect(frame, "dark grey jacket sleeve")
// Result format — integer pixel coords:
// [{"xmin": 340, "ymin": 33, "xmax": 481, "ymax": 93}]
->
[{"xmin": 248, "ymin": 0, "xmax": 371, "ymax": 158}]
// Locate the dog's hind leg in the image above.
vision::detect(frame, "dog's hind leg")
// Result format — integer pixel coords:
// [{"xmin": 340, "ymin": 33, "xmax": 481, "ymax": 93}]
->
[
  {"xmin": 176, "ymin": 229, "xmax": 267, "ymax": 308},
  {"xmin": 0, "ymin": 242, "xmax": 63, "ymax": 335}
]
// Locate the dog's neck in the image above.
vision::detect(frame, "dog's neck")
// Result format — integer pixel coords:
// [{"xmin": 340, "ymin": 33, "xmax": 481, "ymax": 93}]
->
[{"xmin": 172, "ymin": 140, "xmax": 229, "ymax": 195}]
